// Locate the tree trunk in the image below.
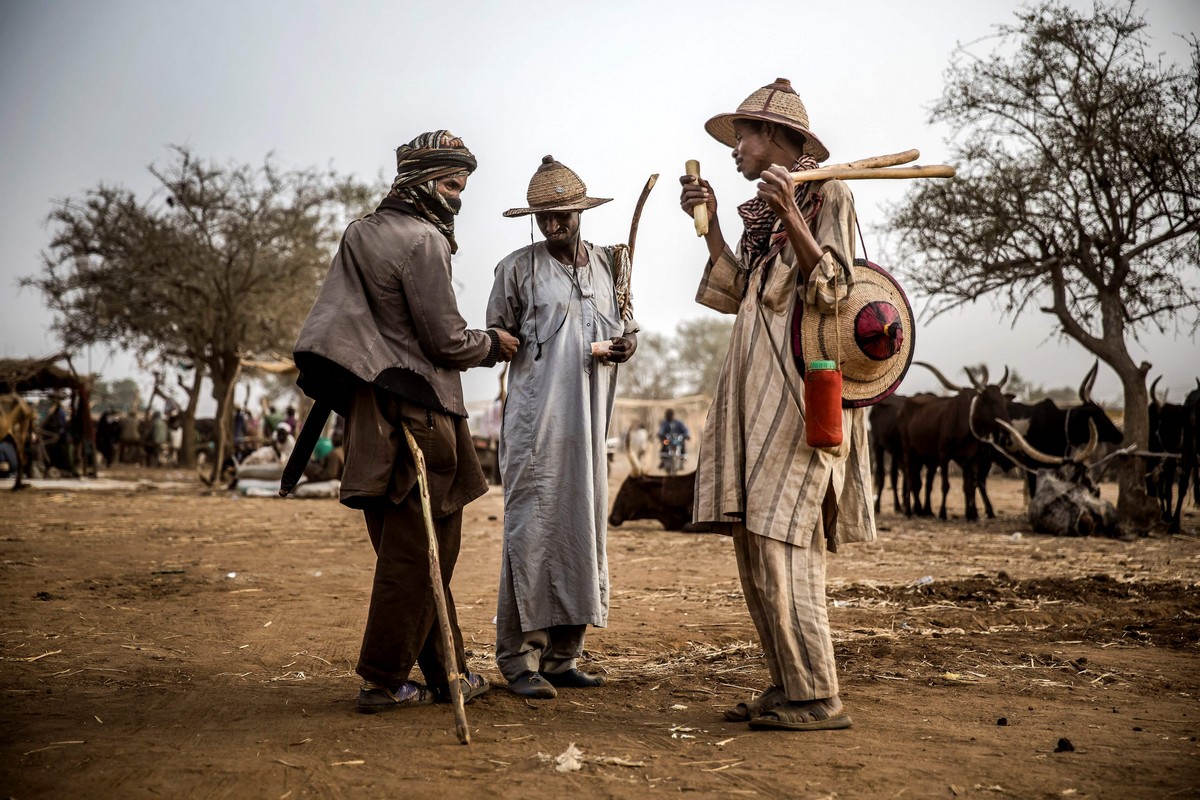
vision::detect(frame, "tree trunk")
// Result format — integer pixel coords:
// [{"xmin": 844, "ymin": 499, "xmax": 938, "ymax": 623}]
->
[
  {"xmin": 177, "ymin": 368, "xmax": 204, "ymax": 468},
  {"xmin": 205, "ymin": 358, "xmax": 241, "ymax": 487},
  {"xmin": 1114, "ymin": 365, "xmax": 1159, "ymax": 531}
]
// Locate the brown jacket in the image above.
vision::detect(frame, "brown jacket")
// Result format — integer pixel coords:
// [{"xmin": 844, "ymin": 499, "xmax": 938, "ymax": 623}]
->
[{"xmin": 293, "ymin": 199, "xmax": 497, "ymax": 417}]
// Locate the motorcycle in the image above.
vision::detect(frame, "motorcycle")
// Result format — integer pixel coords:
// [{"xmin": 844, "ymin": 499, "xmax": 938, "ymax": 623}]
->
[{"xmin": 659, "ymin": 432, "xmax": 687, "ymax": 476}]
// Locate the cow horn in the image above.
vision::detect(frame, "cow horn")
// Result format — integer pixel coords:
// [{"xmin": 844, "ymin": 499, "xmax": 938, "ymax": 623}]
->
[
  {"xmin": 964, "ymin": 366, "xmax": 984, "ymax": 391},
  {"xmin": 625, "ymin": 439, "xmax": 642, "ymax": 478},
  {"xmin": 996, "ymin": 419, "xmax": 1064, "ymax": 465},
  {"xmin": 1150, "ymin": 376, "xmax": 1162, "ymax": 409},
  {"xmin": 998, "ymin": 365, "xmax": 1010, "ymax": 390},
  {"xmin": 914, "ymin": 361, "xmax": 962, "ymax": 393},
  {"xmin": 1071, "ymin": 419, "xmax": 1100, "ymax": 464},
  {"xmin": 1079, "ymin": 361, "xmax": 1098, "ymax": 405},
  {"xmin": 968, "ymin": 395, "xmax": 993, "ymax": 444}
]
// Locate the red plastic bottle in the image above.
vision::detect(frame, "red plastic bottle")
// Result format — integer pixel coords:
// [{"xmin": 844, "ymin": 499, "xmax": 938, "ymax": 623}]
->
[{"xmin": 805, "ymin": 359, "xmax": 843, "ymax": 448}]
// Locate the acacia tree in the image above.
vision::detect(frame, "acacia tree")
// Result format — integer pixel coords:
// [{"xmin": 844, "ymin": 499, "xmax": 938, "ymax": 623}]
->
[
  {"xmin": 29, "ymin": 147, "xmax": 371, "ymax": 475},
  {"xmin": 889, "ymin": 1, "xmax": 1200, "ymax": 523}
]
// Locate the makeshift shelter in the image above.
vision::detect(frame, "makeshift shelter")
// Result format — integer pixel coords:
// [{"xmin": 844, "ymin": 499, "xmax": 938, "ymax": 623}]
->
[{"xmin": 0, "ymin": 353, "xmax": 92, "ymax": 395}]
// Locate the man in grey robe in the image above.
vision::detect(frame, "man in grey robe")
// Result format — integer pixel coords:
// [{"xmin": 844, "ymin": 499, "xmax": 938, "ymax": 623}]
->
[{"xmin": 486, "ymin": 155, "xmax": 639, "ymax": 699}]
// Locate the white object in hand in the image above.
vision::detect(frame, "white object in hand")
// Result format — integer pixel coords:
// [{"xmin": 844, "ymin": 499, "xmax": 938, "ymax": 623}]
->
[{"xmin": 591, "ymin": 340, "xmax": 613, "ymax": 357}]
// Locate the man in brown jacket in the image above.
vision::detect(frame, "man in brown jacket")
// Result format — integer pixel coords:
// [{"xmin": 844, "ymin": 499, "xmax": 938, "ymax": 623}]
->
[{"xmin": 293, "ymin": 130, "xmax": 518, "ymax": 712}]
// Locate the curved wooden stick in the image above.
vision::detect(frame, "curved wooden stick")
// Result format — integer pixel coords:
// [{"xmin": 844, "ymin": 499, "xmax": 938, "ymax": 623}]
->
[
  {"xmin": 627, "ymin": 173, "xmax": 658, "ymax": 263},
  {"xmin": 825, "ymin": 149, "xmax": 920, "ymax": 171},
  {"xmin": 401, "ymin": 422, "xmax": 470, "ymax": 745},
  {"xmin": 790, "ymin": 164, "xmax": 956, "ymax": 183}
]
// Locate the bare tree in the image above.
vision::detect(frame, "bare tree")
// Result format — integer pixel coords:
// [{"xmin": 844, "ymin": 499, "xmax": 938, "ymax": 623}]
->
[
  {"xmin": 27, "ymin": 147, "xmax": 372, "ymax": 477},
  {"xmin": 674, "ymin": 317, "xmax": 733, "ymax": 396},
  {"xmin": 888, "ymin": 1, "xmax": 1200, "ymax": 524},
  {"xmin": 619, "ymin": 317, "xmax": 733, "ymax": 400},
  {"xmin": 619, "ymin": 331, "xmax": 681, "ymax": 400}
]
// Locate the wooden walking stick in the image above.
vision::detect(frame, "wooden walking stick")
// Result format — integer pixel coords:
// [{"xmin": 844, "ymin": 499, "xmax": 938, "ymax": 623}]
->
[
  {"xmin": 627, "ymin": 172, "xmax": 659, "ymax": 263},
  {"xmin": 401, "ymin": 422, "xmax": 470, "ymax": 745},
  {"xmin": 684, "ymin": 160, "xmax": 708, "ymax": 236},
  {"xmin": 789, "ymin": 149, "xmax": 955, "ymax": 184}
]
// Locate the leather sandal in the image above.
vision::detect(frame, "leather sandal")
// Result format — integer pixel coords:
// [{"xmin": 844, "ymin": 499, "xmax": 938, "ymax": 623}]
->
[
  {"xmin": 748, "ymin": 701, "xmax": 853, "ymax": 731},
  {"xmin": 724, "ymin": 685, "xmax": 785, "ymax": 722},
  {"xmin": 356, "ymin": 681, "xmax": 434, "ymax": 714},
  {"xmin": 435, "ymin": 671, "xmax": 491, "ymax": 705}
]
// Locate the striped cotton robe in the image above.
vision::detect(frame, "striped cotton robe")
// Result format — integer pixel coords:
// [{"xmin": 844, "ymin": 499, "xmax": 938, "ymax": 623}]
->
[{"xmin": 693, "ymin": 179, "xmax": 876, "ymax": 550}]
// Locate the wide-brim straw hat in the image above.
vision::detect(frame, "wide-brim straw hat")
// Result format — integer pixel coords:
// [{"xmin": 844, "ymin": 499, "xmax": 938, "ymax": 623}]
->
[
  {"xmin": 503, "ymin": 155, "xmax": 612, "ymax": 217},
  {"xmin": 794, "ymin": 260, "xmax": 914, "ymax": 407},
  {"xmin": 705, "ymin": 78, "xmax": 830, "ymax": 163}
]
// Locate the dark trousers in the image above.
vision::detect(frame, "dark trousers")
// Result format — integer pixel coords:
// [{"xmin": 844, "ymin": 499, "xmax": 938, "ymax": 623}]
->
[{"xmin": 355, "ymin": 490, "xmax": 467, "ymax": 693}]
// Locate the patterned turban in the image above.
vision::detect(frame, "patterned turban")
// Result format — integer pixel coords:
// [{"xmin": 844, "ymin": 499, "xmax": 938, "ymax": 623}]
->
[{"xmin": 387, "ymin": 130, "xmax": 478, "ymax": 253}]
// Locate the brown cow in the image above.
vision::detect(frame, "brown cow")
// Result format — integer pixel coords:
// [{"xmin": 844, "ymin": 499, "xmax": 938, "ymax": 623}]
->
[
  {"xmin": 608, "ymin": 472, "xmax": 699, "ymax": 532},
  {"xmin": 0, "ymin": 393, "xmax": 35, "ymax": 490},
  {"xmin": 608, "ymin": 446, "xmax": 700, "ymax": 532},
  {"xmin": 868, "ymin": 393, "xmax": 907, "ymax": 513},
  {"xmin": 900, "ymin": 363, "xmax": 1012, "ymax": 522}
]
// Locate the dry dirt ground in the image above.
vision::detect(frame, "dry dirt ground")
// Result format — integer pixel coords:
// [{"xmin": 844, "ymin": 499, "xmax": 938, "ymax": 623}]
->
[{"xmin": 2, "ymin": 464, "xmax": 1198, "ymax": 800}]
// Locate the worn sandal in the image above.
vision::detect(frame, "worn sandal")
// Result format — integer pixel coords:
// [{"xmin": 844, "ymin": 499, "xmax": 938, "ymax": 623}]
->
[
  {"xmin": 723, "ymin": 685, "xmax": 785, "ymax": 722},
  {"xmin": 356, "ymin": 681, "xmax": 434, "ymax": 714},
  {"xmin": 436, "ymin": 671, "xmax": 491, "ymax": 704},
  {"xmin": 748, "ymin": 701, "xmax": 852, "ymax": 731}
]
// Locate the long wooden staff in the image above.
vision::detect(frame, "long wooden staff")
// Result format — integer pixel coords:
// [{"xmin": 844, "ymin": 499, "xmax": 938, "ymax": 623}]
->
[
  {"xmin": 791, "ymin": 164, "xmax": 956, "ymax": 183},
  {"xmin": 627, "ymin": 173, "xmax": 659, "ymax": 263},
  {"xmin": 790, "ymin": 149, "xmax": 955, "ymax": 183},
  {"xmin": 401, "ymin": 422, "xmax": 470, "ymax": 745}
]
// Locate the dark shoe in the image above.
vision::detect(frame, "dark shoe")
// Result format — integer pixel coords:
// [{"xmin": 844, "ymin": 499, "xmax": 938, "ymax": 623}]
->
[
  {"xmin": 356, "ymin": 681, "xmax": 434, "ymax": 714},
  {"xmin": 542, "ymin": 668, "xmax": 606, "ymax": 688},
  {"xmin": 435, "ymin": 671, "xmax": 491, "ymax": 705},
  {"xmin": 507, "ymin": 671, "xmax": 557, "ymax": 699}
]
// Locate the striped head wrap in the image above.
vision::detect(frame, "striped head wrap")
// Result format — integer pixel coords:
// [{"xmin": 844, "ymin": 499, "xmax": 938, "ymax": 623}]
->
[{"xmin": 387, "ymin": 130, "xmax": 478, "ymax": 254}]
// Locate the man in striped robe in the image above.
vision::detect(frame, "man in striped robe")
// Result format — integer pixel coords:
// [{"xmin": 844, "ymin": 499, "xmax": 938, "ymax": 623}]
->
[{"xmin": 679, "ymin": 79, "xmax": 876, "ymax": 731}]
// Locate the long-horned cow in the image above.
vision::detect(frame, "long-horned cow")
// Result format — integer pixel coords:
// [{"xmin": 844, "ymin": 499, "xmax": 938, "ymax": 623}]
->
[
  {"xmin": 1148, "ymin": 377, "xmax": 1199, "ymax": 533},
  {"xmin": 0, "ymin": 394, "xmax": 35, "ymax": 489},
  {"xmin": 608, "ymin": 445, "xmax": 699, "ymax": 532},
  {"xmin": 868, "ymin": 393, "xmax": 906, "ymax": 514},
  {"xmin": 1005, "ymin": 361, "xmax": 1124, "ymax": 498},
  {"xmin": 998, "ymin": 418, "xmax": 1122, "ymax": 537},
  {"xmin": 900, "ymin": 363, "xmax": 1012, "ymax": 521}
]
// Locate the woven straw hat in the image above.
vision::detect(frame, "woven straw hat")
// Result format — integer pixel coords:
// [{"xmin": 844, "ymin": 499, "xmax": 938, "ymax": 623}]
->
[
  {"xmin": 705, "ymin": 78, "xmax": 830, "ymax": 163},
  {"xmin": 503, "ymin": 155, "xmax": 612, "ymax": 217},
  {"xmin": 793, "ymin": 260, "xmax": 914, "ymax": 407}
]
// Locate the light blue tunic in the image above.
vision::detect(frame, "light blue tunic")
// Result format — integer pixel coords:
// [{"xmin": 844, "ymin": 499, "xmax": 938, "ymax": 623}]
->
[{"xmin": 486, "ymin": 241, "xmax": 638, "ymax": 631}]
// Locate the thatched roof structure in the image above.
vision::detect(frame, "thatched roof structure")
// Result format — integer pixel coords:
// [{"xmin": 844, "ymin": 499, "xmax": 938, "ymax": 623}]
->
[{"xmin": 0, "ymin": 353, "xmax": 91, "ymax": 394}]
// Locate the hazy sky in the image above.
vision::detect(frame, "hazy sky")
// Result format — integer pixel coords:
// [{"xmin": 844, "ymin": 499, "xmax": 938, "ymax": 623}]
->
[{"xmin": 2, "ymin": 0, "xmax": 1197, "ymax": 410}]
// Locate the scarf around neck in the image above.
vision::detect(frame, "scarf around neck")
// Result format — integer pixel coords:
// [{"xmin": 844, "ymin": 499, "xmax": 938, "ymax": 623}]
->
[{"xmin": 736, "ymin": 154, "xmax": 820, "ymax": 267}]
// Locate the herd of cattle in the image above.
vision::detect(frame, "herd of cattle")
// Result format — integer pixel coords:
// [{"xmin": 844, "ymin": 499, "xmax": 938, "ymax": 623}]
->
[
  {"xmin": 4, "ymin": 363, "xmax": 1199, "ymax": 537},
  {"xmin": 609, "ymin": 362, "xmax": 1200, "ymax": 537}
]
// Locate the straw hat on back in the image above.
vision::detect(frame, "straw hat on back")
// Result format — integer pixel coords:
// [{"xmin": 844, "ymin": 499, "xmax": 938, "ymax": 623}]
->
[
  {"xmin": 503, "ymin": 155, "xmax": 612, "ymax": 217},
  {"xmin": 793, "ymin": 260, "xmax": 915, "ymax": 407},
  {"xmin": 705, "ymin": 78, "xmax": 830, "ymax": 163}
]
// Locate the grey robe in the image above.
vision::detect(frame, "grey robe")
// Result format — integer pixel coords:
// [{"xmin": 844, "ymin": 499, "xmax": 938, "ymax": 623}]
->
[{"xmin": 487, "ymin": 241, "xmax": 638, "ymax": 630}]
